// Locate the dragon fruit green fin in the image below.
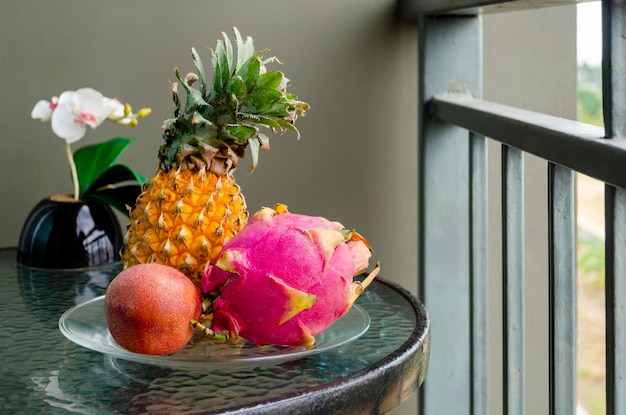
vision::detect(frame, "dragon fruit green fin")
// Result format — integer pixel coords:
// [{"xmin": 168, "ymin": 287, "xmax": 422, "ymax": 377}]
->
[
  {"xmin": 302, "ymin": 228, "xmax": 345, "ymax": 266},
  {"xmin": 215, "ymin": 249, "xmax": 247, "ymax": 274},
  {"xmin": 297, "ymin": 320, "xmax": 315, "ymax": 347},
  {"xmin": 268, "ymin": 274, "xmax": 317, "ymax": 325},
  {"xmin": 254, "ymin": 206, "xmax": 279, "ymax": 223}
]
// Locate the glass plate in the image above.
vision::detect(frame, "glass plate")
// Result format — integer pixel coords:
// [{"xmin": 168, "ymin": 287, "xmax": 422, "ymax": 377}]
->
[{"xmin": 59, "ymin": 296, "xmax": 370, "ymax": 369}]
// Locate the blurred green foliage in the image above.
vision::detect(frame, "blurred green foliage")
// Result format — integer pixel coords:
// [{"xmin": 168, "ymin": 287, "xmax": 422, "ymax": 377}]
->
[
  {"xmin": 577, "ymin": 63, "xmax": 603, "ymax": 127},
  {"xmin": 578, "ymin": 236, "xmax": 605, "ymax": 289}
]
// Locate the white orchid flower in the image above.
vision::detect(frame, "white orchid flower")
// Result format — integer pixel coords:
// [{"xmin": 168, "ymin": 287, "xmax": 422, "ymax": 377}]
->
[
  {"xmin": 32, "ymin": 89, "xmax": 151, "ymax": 140},
  {"xmin": 30, "ymin": 87, "xmax": 151, "ymax": 200},
  {"xmin": 104, "ymin": 96, "xmax": 124, "ymax": 114},
  {"xmin": 52, "ymin": 88, "xmax": 113, "ymax": 143},
  {"xmin": 31, "ymin": 96, "xmax": 59, "ymax": 122}
]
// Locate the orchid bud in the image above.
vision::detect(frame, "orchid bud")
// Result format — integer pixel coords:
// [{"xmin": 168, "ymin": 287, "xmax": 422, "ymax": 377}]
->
[{"xmin": 137, "ymin": 108, "xmax": 152, "ymax": 118}]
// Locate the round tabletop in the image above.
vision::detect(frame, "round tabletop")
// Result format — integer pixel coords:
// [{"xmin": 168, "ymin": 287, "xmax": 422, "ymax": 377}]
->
[{"xmin": 0, "ymin": 248, "xmax": 429, "ymax": 414}]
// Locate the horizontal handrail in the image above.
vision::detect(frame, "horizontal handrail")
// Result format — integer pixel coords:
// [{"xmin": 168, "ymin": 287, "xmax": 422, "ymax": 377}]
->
[
  {"xmin": 427, "ymin": 93, "xmax": 626, "ymax": 188},
  {"xmin": 397, "ymin": 0, "xmax": 595, "ymax": 18}
]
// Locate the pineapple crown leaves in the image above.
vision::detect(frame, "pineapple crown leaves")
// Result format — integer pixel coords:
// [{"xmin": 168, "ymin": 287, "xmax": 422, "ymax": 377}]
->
[{"xmin": 162, "ymin": 27, "xmax": 309, "ymax": 173}]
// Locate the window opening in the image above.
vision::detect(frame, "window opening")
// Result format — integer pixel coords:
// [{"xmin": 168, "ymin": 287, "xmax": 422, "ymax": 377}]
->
[{"xmin": 576, "ymin": 2, "xmax": 605, "ymax": 415}]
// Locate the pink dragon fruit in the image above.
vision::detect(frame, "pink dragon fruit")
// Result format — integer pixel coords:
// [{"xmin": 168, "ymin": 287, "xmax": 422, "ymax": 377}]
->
[{"xmin": 201, "ymin": 203, "xmax": 380, "ymax": 347}]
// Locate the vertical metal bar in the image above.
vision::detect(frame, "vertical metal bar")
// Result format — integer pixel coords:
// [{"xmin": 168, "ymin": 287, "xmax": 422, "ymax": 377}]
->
[
  {"xmin": 548, "ymin": 163, "xmax": 576, "ymax": 415},
  {"xmin": 470, "ymin": 132, "xmax": 489, "ymax": 415},
  {"xmin": 602, "ymin": 0, "xmax": 626, "ymax": 139},
  {"xmin": 603, "ymin": 2, "xmax": 626, "ymax": 414},
  {"xmin": 605, "ymin": 186, "xmax": 626, "ymax": 415},
  {"xmin": 502, "ymin": 144, "xmax": 525, "ymax": 415},
  {"xmin": 417, "ymin": 13, "xmax": 482, "ymax": 415}
]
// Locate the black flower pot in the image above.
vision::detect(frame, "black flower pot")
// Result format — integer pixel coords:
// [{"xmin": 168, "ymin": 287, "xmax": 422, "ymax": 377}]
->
[{"xmin": 17, "ymin": 195, "xmax": 124, "ymax": 269}]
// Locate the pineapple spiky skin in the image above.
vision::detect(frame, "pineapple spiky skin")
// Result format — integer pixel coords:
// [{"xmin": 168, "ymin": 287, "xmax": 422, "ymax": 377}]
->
[
  {"xmin": 121, "ymin": 28, "xmax": 308, "ymax": 286},
  {"xmin": 122, "ymin": 168, "xmax": 247, "ymax": 287}
]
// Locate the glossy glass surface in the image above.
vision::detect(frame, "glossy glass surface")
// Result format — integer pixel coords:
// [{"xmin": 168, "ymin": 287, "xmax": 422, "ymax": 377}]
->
[
  {"xmin": 60, "ymin": 297, "xmax": 370, "ymax": 369},
  {"xmin": 17, "ymin": 196, "xmax": 123, "ymax": 268},
  {"xmin": 1, "ymin": 248, "xmax": 429, "ymax": 414}
]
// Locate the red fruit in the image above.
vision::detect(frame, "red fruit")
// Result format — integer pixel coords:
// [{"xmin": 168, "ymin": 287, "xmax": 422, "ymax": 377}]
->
[{"xmin": 105, "ymin": 264, "xmax": 202, "ymax": 355}]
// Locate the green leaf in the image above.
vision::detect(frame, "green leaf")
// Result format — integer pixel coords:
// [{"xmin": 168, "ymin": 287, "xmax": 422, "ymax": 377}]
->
[
  {"xmin": 175, "ymin": 68, "xmax": 210, "ymax": 113},
  {"xmin": 74, "ymin": 137, "xmax": 137, "ymax": 198},
  {"xmin": 239, "ymin": 89, "xmax": 282, "ymax": 113},
  {"xmin": 256, "ymin": 71, "xmax": 283, "ymax": 90},
  {"xmin": 227, "ymin": 75, "xmax": 247, "ymax": 99},
  {"xmin": 218, "ymin": 42, "xmax": 231, "ymax": 91},
  {"xmin": 248, "ymin": 136, "xmax": 260, "ymax": 173},
  {"xmin": 88, "ymin": 184, "xmax": 143, "ymax": 217},
  {"xmin": 234, "ymin": 27, "xmax": 255, "ymax": 72},
  {"xmin": 225, "ymin": 125, "xmax": 257, "ymax": 143},
  {"xmin": 83, "ymin": 164, "xmax": 146, "ymax": 196},
  {"xmin": 222, "ymin": 31, "xmax": 234, "ymax": 76},
  {"xmin": 240, "ymin": 113, "xmax": 282, "ymax": 130},
  {"xmin": 238, "ymin": 55, "xmax": 261, "ymax": 91},
  {"xmin": 191, "ymin": 47, "xmax": 207, "ymax": 97}
]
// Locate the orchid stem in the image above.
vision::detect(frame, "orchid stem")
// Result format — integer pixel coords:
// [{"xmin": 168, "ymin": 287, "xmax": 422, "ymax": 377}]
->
[{"xmin": 65, "ymin": 142, "xmax": 79, "ymax": 200}]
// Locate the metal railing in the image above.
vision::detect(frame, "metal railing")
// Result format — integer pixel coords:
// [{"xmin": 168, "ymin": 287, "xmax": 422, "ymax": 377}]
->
[{"xmin": 397, "ymin": 0, "xmax": 626, "ymax": 414}]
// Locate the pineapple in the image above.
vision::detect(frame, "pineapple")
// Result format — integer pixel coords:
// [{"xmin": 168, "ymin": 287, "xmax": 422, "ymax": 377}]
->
[{"xmin": 122, "ymin": 28, "xmax": 309, "ymax": 286}]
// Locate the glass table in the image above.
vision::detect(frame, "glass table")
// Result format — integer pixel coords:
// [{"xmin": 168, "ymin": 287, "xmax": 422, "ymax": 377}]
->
[{"xmin": 0, "ymin": 247, "xmax": 430, "ymax": 414}]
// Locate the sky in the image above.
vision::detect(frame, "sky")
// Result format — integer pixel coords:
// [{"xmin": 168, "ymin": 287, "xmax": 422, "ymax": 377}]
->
[{"xmin": 577, "ymin": 1, "xmax": 602, "ymax": 66}]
